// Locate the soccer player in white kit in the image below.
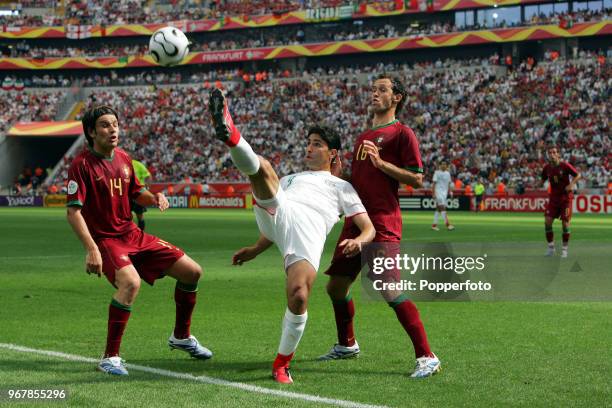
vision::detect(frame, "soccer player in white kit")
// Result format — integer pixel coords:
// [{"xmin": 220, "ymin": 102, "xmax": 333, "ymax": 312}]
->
[
  {"xmin": 432, "ymin": 162, "xmax": 455, "ymax": 231},
  {"xmin": 209, "ymin": 89, "xmax": 375, "ymax": 384}
]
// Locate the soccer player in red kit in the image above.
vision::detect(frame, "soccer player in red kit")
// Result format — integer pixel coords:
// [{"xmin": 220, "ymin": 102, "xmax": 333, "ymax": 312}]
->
[
  {"xmin": 66, "ymin": 105, "xmax": 212, "ymax": 376},
  {"xmin": 541, "ymin": 146, "xmax": 581, "ymax": 258},
  {"xmin": 319, "ymin": 75, "xmax": 441, "ymax": 378}
]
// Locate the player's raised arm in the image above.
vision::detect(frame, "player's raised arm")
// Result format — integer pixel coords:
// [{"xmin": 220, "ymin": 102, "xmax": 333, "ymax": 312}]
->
[
  {"xmin": 362, "ymin": 140, "xmax": 423, "ymax": 187},
  {"xmin": 339, "ymin": 213, "xmax": 375, "ymax": 257},
  {"xmin": 232, "ymin": 234, "xmax": 274, "ymax": 265},
  {"xmin": 66, "ymin": 206, "xmax": 102, "ymax": 277}
]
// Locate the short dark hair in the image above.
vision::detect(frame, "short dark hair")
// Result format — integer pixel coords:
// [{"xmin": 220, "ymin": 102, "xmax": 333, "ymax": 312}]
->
[
  {"xmin": 377, "ymin": 74, "xmax": 407, "ymax": 113},
  {"xmin": 307, "ymin": 125, "xmax": 341, "ymax": 151},
  {"xmin": 81, "ymin": 105, "xmax": 119, "ymax": 147}
]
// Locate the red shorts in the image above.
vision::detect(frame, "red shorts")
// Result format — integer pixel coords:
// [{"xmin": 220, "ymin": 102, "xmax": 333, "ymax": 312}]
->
[
  {"xmin": 545, "ymin": 199, "xmax": 572, "ymax": 222},
  {"xmin": 325, "ymin": 223, "xmax": 400, "ymax": 282},
  {"xmin": 97, "ymin": 228, "xmax": 185, "ymax": 286}
]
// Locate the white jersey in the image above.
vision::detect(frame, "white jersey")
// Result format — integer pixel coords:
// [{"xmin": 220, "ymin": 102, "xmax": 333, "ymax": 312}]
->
[
  {"xmin": 433, "ymin": 170, "xmax": 452, "ymax": 196},
  {"xmin": 253, "ymin": 170, "xmax": 366, "ymax": 271},
  {"xmin": 280, "ymin": 171, "xmax": 365, "ymax": 234}
]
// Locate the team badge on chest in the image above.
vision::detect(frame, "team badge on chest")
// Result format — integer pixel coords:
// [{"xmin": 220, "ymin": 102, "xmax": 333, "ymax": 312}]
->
[{"xmin": 122, "ymin": 165, "xmax": 131, "ymax": 183}]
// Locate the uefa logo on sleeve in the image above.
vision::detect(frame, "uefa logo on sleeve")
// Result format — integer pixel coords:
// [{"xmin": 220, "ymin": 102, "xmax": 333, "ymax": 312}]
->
[{"xmin": 67, "ymin": 180, "xmax": 78, "ymax": 195}]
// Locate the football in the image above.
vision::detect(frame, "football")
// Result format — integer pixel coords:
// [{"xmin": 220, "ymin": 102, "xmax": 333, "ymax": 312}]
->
[{"xmin": 149, "ymin": 26, "xmax": 190, "ymax": 66}]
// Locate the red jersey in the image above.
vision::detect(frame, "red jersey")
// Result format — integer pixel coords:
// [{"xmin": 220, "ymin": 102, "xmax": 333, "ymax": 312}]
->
[
  {"xmin": 67, "ymin": 147, "xmax": 145, "ymax": 240},
  {"xmin": 541, "ymin": 161, "xmax": 578, "ymax": 202},
  {"xmin": 350, "ymin": 119, "xmax": 423, "ymax": 241}
]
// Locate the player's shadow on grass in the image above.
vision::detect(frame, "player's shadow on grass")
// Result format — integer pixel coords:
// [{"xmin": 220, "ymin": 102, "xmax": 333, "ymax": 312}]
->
[
  {"xmin": 297, "ymin": 359, "xmax": 402, "ymax": 377},
  {"xmin": 130, "ymin": 358, "xmax": 276, "ymax": 381}
]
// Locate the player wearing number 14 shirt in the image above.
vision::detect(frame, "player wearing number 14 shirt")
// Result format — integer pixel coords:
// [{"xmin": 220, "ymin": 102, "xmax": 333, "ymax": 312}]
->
[{"xmin": 66, "ymin": 105, "xmax": 212, "ymax": 376}]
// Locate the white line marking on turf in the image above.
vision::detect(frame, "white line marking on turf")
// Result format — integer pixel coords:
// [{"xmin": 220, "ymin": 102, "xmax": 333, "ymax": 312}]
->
[{"xmin": 0, "ymin": 343, "xmax": 390, "ymax": 408}]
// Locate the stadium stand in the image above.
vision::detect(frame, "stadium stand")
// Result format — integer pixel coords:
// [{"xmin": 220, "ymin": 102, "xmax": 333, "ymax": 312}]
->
[
  {"xmin": 42, "ymin": 54, "xmax": 609, "ymax": 192},
  {"xmin": 1, "ymin": 0, "xmax": 609, "ymax": 196},
  {"xmin": 3, "ymin": 9, "xmax": 610, "ymax": 59},
  {"xmin": 0, "ymin": 89, "xmax": 64, "ymax": 134},
  {"xmin": 1, "ymin": 0, "xmax": 401, "ymax": 26}
]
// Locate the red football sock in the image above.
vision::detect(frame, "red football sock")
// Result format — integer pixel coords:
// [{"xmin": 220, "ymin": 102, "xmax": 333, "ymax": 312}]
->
[
  {"xmin": 332, "ymin": 297, "xmax": 356, "ymax": 347},
  {"xmin": 273, "ymin": 352, "xmax": 294, "ymax": 369},
  {"xmin": 105, "ymin": 299, "xmax": 131, "ymax": 357},
  {"xmin": 223, "ymin": 104, "xmax": 241, "ymax": 147},
  {"xmin": 562, "ymin": 233, "xmax": 570, "ymax": 245},
  {"xmin": 174, "ymin": 284, "xmax": 197, "ymax": 339},
  {"xmin": 545, "ymin": 230, "xmax": 554, "ymax": 243},
  {"xmin": 392, "ymin": 299, "xmax": 432, "ymax": 358}
]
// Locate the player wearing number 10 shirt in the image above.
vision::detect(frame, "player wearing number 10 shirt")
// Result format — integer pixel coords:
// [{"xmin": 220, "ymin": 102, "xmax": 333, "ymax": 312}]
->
[
  {"xmin": 321, "ymin": 75, "xmax": 441, "ymax": 378},
  {"xmin": 66, "ymin": 105, "xmax": 212, "ymax": 376}
]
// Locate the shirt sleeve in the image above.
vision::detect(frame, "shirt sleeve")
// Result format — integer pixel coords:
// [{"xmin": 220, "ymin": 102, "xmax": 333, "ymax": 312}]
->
[
  {"xmin": 563, "ymin": 162, "xmax": 578, "ymax": 177},
  {"xmin": 433, "ymin": 170, "xmax": 439, "ymax": 183},
  {"xmin": 128, "ymin": 157, "xmax": 145, "ymax": 200},
  {"xmin": 66, "ymin": 159, "xmax": 87, "ymax": 207},
  {"xmin": 399, "ymin": 127, "xmax": 423, "ymax": 174},
  {"xmin": 541, "ymin": 166, "xmax": 548, "ymax": 182},
  {"xmin": 339, "ymin": 181, "xmax": 366, "ymax": 217}
]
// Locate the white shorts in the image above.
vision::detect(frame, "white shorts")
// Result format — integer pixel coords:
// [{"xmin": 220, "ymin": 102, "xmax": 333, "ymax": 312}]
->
[
  {"xmin": 435, "ymin": 192, "xmax": 448, "ymax": 207},
  {"xmin": 253, "ymin": 187, "xmax": 326, "ymax": 271}
]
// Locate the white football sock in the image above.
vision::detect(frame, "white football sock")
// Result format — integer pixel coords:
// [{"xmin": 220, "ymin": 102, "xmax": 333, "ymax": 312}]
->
[
  {"xmin": 277, "ymin": 308, "xmax": 308, "ymax": 356},
  {"xmin": 442, "ymin": 211, "xmax": 448, "ymax": 225},
  {"xmin": 230, "ymin": 137, "xmax": 260, "ymax": 175},
  {"xmin": 433, "ymin": 211, "xmax": 439, "ymax": 225}
]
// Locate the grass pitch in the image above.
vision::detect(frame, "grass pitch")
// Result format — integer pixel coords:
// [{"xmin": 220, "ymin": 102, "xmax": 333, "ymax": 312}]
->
[{"xmin": 0, "ymin": 208, "xmax": 610, "ymax": 407}]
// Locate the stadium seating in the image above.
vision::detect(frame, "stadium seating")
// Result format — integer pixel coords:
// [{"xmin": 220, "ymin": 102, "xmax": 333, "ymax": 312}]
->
[
  {"xmin": 1, "ymin": 0, "xmax": 402, "ymax": 26},
  {"xmin": 0, "ymin": 89, "xmax": 64, "ymax": 134},
  {"xmin": 44, "ymin": 54, "xmax": 609, "ymax": 190},
  {"xmin": 2, "ymin": 10, "xmax": 609, "ymax": 57}
]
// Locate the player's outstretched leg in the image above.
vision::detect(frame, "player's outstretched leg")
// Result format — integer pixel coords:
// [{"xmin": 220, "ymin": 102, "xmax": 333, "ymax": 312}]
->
[
  {"xmin": 209, "ymin": 88, "xmax": 280, "ymax": 201},
  {"xmin": 272, "ymin": 260, "xmax": 316, "ymax": 384},
  {"xmin": 165, "ymin": 255, "xmax": 212, "ymax": 360},
  {"xmin": 209, "ymin": 88, "xmax": 260, "ymax": 174}
]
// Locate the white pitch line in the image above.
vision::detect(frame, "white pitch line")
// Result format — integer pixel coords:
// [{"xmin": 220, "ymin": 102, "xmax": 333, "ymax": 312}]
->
[{"xmin": 0, "ymin": 343, "xmax": 390, "ymax": 408}]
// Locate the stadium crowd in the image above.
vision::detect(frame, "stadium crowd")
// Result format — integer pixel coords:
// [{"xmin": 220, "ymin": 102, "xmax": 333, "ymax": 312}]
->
[
  {"xmin": 0, "ymin": 89, "xmax": 64, "ymax": 134},
  {"xmin": 2, "ymin": 9, "xmax": 609, "ymax": 59},
  {"xmin": 43, "ymin": 54, "xmax": 609, "ymax": 192},
  {"xmin": 0, "ymin": 0, "xmax": 401, "ymax": 27},
  {"xmin": 1, "ymin": 54, "xmax": 509, "ymax": 88}
]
